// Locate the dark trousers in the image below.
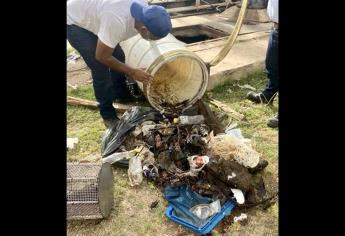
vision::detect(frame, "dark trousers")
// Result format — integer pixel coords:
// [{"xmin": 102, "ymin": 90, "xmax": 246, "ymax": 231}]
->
[
  {"xmin": 262, "ymin": 28, "xmax": 279, "ymax": 100},
  {"xmin": 67, "ymin": 24, "xmax": 130, "ymax": 119}
]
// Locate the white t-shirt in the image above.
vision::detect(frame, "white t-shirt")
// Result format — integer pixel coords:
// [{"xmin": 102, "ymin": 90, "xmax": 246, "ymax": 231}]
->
[
  {"xmin": 67, "ymin": 0, "xmax": 145, "ymax": 48},
  {"xmin": 267, "ymin": 0, "xmax": 278, "ymax": 23}
]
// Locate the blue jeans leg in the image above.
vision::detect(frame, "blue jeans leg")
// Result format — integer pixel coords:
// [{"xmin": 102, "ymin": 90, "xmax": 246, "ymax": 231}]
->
[
  {"xmin": 262, "ymin": 29, "xmax": 279, "ymax": 100},
  {"xmin": 110, "ymin": 46, "xmax": 132, "ymax": 99},
  {"xmin": 67, "ymin": 24, "xmax": 117, "ymax": 119}
]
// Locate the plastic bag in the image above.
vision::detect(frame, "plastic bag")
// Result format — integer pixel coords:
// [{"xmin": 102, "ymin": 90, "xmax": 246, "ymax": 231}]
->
[
  {"xmin": 230, "ymin": 188, "xmax": 245, "ymax": 204},
  {"xmin": 102, "ymin": 150, "xmax": 136, "ymax": 164},
  {"xmin": 208, "ymin": 134, "xmax": 260, "ymax": 168},
  {"xmin": 101, "ymin": 106, "xmax": 163, "ymax": 166},
  {"xmin": 164, "ymin": 185, "xmax": 213, "ymax": 227},
  {"xmin": 128, "ymin": 155, "xmax": 143, "ymax": 186},
  {"xmin": 187, "ymin": 155, "xmax": 209, "ymax": 176},
  {"xmin": 189, "ymin": 199, "xmax": 221, "ymax": 220},
  {"xmin": 225, "ymin": 128, "xmax": 244, "ymax": 139},
  {"xmin": 225, "ymin": 127, "xmax": 252, "ymax": 147}
]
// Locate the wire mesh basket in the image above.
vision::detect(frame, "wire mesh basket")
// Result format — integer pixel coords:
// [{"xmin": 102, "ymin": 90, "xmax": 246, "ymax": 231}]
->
[{"xmin": 67, "ymin": 162, "xmax": 114, "ymax": 220}]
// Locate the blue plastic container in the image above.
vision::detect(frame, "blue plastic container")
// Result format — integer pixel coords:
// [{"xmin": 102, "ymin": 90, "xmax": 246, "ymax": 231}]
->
[{"xmin": 165, "ymin": 200, "xmax": 236, "ymax": 235}]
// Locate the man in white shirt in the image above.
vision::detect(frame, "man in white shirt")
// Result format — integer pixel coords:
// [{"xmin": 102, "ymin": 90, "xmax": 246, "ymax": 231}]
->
[
  {"xmin": 67, "ymin": 0, "xmax": 172, "ymax": 128},
  {"xmin": 246, "ymin": 0, "xmax": 278, "ymax": 128}
]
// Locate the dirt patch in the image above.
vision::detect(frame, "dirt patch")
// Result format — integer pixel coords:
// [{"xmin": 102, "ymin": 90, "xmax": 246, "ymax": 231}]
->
[{"xmin": 67, "ymin": 58, "xmax": 92, "ymax": 87}]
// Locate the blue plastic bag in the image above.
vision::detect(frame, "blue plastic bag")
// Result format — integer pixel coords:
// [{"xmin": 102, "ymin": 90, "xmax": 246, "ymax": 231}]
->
[{"xmin": 164, "ymin": 185, "xmax": 213, "ymax": 227}]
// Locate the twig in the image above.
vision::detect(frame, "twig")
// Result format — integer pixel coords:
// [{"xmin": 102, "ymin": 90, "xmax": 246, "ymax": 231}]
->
[
  {"xmin": 67, "ymin": 96, "xmax": 132, "ymax": 113},
  {"xmin": 206, "ymin": 98, "xmax": 245, "ymax": 121},
  {"xmin": 67, "ymin": 96, "xmax": 97, "ymax": 108}
]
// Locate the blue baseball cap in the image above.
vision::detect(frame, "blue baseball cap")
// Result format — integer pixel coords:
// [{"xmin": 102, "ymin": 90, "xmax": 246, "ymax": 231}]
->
[{"xmin": 130, "ymin": 0, "xmax": 172, "ymax": 38}]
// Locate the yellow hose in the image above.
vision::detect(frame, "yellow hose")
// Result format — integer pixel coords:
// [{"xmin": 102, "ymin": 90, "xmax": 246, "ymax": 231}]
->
[{"xmin": 209, "ymin": 0, "xmax": 249, "ymax": 67}]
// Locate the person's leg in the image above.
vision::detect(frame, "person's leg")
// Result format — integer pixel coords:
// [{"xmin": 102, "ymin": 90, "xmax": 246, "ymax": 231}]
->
[
  {"xmin": 262, "ymin": 28, "xmax": 279, "ymax": 100},
  {"xmin": 67, "ymin": 25, "xmax": 117, "ymax": 120},
  {"xmin": 246, "ymin": 28, "xmax": 278, "ymax": 104},
  {"xmin": 264, "ymin": 29, "xmax": 279, "ymax": 128},
  {"xmin": 109, "ymin": 45, "xmax": 133, "ymax": 100}
]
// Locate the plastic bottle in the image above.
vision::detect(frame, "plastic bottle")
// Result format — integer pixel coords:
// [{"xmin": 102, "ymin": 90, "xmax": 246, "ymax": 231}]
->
[
  {"xmin": 179, "ymin": 115, "xmax": 205, "ymax": 125},
  {"xmin": 128, "ymin": 156, "xmax": 143, "ymax": 186}
]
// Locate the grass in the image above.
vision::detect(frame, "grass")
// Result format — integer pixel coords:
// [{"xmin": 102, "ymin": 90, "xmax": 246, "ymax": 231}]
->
[
  {"xmin": 67, "ymin": 70, "xmax": 278, "ymax": 235},
  {"xmin": 67, "ymin": 41, "xmax": 78, "ymax": 57},
  {"xmin": 67, "ymin": 85, "xmax": 104, "ymax": 162}
]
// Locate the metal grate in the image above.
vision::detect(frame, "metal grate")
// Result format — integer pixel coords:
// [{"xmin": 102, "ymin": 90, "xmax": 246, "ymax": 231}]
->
[
  {"xmin": 67, "ymin": 202, "xmax": 102, "ymax": 219},
  {"xmin": 67, "ymin": 178, "xmax": 99, "ymax": 202},
  {"xmin": 67, "ymin": 163, "xmax": 100, "ymax": 178},
  {"xmin": 67, "ymin": 163, "xmax": 113, "ymax": 220}
]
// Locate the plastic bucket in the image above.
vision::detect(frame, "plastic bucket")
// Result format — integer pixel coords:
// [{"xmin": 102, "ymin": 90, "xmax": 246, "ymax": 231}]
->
[{"xmin": 120, "ymin": 34, "xmax": 209, "ymax": 114}]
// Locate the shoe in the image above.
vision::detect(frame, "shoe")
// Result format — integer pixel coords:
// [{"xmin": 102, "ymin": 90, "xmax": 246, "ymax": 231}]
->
[
  {"xmin": 267, "ymin": 113, "xmax": 278, "ymax": 128},
  {"xmin": 246, "ymin": 91, "xmax": 273, "ymax": 105},
  {"xmin": 103, "ymin": 118, "xmax": 119, "ymax": 129},
  {"xmin": 248, "ymin": 160, "xmax": 269, "ymax": 174}
]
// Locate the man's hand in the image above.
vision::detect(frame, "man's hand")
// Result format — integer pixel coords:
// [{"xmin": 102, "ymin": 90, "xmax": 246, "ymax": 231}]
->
[{"xmin": 129, "ymin": 68, "xmax": 153, "ymax": 84}]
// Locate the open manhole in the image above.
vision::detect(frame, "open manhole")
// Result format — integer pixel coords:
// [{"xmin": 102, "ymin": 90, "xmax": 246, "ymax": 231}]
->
[{"xmin": 172, "ymin": 24, "xmax": 228, "ymax": 44}]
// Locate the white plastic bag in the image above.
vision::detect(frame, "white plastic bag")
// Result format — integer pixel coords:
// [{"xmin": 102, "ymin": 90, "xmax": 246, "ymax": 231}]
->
[
  {"xmin": 231, "ymin": 188, "xmax": 245, "ymax": 204},
  {"xmin": 190, "ymin": 199, "xmax": 221, "ymax": 219},
  {"xmin": 102, "ymin": 150, "xmax": 136, "ymax": 164},
  {"xmin": 187, "ymin": 155, "xmax": 210, "ymax": 176}
]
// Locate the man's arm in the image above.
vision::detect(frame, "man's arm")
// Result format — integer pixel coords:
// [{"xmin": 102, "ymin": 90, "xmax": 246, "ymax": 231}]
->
[{"xmin": 95, "ymin": 39, "xmax": 152, "ymax": 84}]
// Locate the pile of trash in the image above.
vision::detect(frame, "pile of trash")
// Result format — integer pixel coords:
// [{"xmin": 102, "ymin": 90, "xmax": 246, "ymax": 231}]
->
[{"xmin": 101, "ymin": 106, "xmax": 272, "ymax": 233}]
